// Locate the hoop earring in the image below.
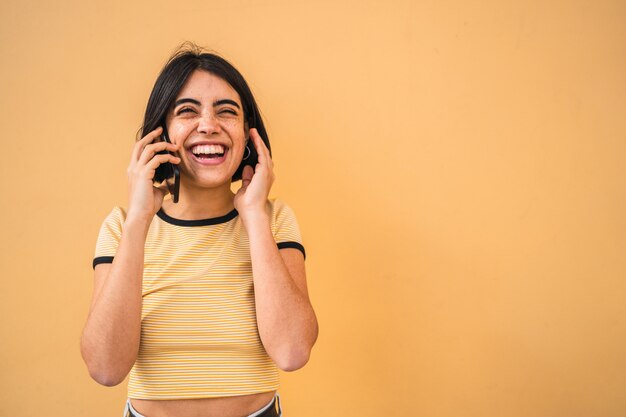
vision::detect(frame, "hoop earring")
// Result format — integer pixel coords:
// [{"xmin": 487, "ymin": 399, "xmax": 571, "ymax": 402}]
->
[{"xmin": 243, "ymin": 145, "xmax": 251, "ymax": 160}]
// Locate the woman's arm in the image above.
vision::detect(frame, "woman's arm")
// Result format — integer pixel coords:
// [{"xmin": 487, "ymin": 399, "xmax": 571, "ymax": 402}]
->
[
  {"xmin": 235, "ymin": 129, "xmax": 318, "ymax": 371},
  {"xmin": 80, "ymin": 127, "xmax": 180, "ymax": 385},
  {"xmin": 80, "ymin": 218, "xmax": 149, "ymax": 386},
  {"xmin": 247, "ymin": 216, "xmax": 318, "ymax": 371}
]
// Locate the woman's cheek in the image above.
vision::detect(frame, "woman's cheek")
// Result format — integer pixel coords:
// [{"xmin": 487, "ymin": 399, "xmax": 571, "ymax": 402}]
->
[{"xmin": 169, "ymin": 124, "xmax": 190, "ymax": 146}]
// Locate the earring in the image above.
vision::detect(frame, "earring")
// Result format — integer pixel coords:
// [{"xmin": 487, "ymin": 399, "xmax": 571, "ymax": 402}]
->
[{"xmin": 243, "ymin": 145, "xmax": 251, "ymax": 160}]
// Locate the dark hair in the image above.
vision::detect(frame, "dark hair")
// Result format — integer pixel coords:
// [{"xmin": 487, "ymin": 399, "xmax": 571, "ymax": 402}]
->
[{"xmin": 140, "ymin": 42, "xmax": 270, "ymax": 181}]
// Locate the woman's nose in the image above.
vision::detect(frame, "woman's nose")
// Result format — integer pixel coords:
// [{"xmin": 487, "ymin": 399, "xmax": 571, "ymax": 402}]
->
[{"xmin": 197, "ymin": 112, "xmax": 220, "ymax": 134}]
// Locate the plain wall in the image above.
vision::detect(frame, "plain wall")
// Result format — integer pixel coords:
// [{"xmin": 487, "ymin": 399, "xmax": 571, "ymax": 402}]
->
[{"xmin": 1, "ymin": 0, "xmax": 625, "ymax": 416}]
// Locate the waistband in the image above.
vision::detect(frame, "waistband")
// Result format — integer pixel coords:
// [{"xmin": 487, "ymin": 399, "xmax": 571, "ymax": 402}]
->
[{"xmin": 124, "ymin": 393, "xmax": 282, "ymax": 417}]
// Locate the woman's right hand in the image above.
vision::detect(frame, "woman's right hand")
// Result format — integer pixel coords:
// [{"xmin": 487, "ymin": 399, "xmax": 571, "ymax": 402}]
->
[{"xmin": 126, "ymin": 126, "xmax": 180, "ymax": 224}]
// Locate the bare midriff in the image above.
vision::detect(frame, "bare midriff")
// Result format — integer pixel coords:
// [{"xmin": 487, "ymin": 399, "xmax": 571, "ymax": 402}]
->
[{"xmin": 130, "ymin": 391, "xmax": 276, "ymax": 417}]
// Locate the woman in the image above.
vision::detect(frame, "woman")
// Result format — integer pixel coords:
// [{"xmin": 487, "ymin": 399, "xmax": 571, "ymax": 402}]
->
[{"xmin": 81, "ymin": 44, "xmax": 318, "ymax": 417}]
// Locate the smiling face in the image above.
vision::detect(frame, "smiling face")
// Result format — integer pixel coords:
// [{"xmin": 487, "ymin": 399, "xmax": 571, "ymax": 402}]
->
[{"xmin": 165, "ymin": 69, "xmax": 247, "ymax": 190}]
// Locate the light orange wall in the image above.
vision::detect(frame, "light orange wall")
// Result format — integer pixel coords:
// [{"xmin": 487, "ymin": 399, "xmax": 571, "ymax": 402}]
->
[{"xmin": 1, "ymin": 0, "xmax": 625, "ymax": 416}]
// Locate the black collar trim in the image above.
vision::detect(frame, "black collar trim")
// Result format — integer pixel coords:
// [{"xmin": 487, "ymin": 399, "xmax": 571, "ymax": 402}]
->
[{"xmin": 157, "ymin": 208, "xmax": 239, "ymax": 226}]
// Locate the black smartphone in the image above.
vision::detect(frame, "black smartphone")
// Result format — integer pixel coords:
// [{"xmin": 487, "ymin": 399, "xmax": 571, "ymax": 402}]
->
[{"xmin": 153, "ymin": 125, "xmax": 180, "ymax": 203}]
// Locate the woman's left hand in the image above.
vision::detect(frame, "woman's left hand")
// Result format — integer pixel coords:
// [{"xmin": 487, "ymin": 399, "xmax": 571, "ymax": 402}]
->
[{"xmin": 234, "ymin": 128, "xmax": 275, "ymax": 223}]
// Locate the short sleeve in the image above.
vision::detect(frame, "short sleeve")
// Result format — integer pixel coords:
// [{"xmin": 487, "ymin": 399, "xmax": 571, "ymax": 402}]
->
[
  {"xmin": 270, "ymin": 199, "xmax": 306, "ymax": 259},
  {"xmin": 92, "ymin": 207, "xmax": 126, "ymax": 269}
]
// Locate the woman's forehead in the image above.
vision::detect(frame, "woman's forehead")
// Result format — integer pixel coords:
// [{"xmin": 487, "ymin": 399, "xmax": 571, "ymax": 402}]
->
[{"xmin": 176, "ymin": 70, "xmax": 241, "ymax": 103}]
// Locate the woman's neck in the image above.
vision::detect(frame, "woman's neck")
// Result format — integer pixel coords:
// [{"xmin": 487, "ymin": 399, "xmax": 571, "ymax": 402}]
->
[{"xmin": 161, "ymin": 181, "xmax": 235, "ymax": 221}]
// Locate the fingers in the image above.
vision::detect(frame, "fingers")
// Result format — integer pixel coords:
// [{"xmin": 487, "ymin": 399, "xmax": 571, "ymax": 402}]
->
[
  {"xmin": 137, "ymin": 141, "xmax": 179, "ymax": 166},
  {"xmin": 132, "ymin": 126, "xmax": 163, "ymax": 162},
  {"xmin": 145, "ymin": 153, "xmax": 180, "ymax": 172},
  {"xmin": 127, "ymin": 151, "xmax": 180, "ymax": 183},
  {"xmin": 249, "ymin": 128, "xmax": 273, "ymax": 168},
  {"xmin": 129, "ymin": 127, "xmax": 180, "ymax": 179},
  {"xmin": 247, "ymin": 129, "xmax": 275, "ymax": 189}
]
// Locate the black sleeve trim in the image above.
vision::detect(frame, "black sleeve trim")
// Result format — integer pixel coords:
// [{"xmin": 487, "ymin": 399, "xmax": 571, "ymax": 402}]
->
[
  {"xmin": 277, "ymin": 242, "xmax": 306, "ymax": 259},
  {"xmin": 93, "ymin": 256, "xmax": 114, "ymax": 269},
  {"xmin": 93, "ymin": 245, "xmax": 305, "ymax": 269}
]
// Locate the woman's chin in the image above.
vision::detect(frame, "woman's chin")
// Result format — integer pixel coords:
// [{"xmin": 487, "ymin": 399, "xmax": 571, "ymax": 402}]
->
[{"xmin": 181, "ymin": 171, "xmax": 236, "ymax": 191}]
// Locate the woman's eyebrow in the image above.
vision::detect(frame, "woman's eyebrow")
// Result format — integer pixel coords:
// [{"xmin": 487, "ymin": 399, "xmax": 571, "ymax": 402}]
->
[
  {"xmin": 174, "ymin": 98, "xmax": 201, "ymax": 107},
  {"xmin": 173, "ymin": 98, "xmax": 241, "ymax": 109},
  {"xmin": 214, "ymin": 99, "xmax": 241, "ymax": 109}
]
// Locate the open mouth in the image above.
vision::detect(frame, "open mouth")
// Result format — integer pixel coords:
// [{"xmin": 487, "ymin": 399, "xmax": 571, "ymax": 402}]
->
[{"xmin": 190, "ymin": 144, "xmax": 227, "ymax": 160}]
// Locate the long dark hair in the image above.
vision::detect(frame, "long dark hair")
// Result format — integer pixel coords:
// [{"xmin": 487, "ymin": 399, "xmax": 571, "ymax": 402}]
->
[{"xmin": 140, "ymin": 43, "xmax": 270, "ymax": 181}]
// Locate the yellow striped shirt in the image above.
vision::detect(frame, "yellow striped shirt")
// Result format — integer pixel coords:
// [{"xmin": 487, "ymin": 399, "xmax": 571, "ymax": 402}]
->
[{"xmin": 93, "ymin": 199, "xmax": 304, "ymax": 399}]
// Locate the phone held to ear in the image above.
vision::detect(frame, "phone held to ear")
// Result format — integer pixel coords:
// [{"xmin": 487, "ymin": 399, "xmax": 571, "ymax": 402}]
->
[{"xmin": 153, "ymin": 125, "xmax": 180, "ymax": 203}]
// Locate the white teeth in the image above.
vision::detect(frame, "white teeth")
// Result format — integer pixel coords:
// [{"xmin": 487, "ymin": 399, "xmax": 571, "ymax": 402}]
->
[{"xmin": 191, "ymin": 144, "xmax": 225, "ymax": 155}]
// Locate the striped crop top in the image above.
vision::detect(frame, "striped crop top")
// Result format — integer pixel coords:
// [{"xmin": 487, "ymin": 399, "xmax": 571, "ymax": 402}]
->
[{"xmin": 92, "ymin": 199, "xmax": 305, "ymax": 399}]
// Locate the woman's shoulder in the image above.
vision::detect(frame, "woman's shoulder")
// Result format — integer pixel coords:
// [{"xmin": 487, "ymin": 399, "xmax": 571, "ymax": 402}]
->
[
  {"xmin": 104, "ymin": 206, "xmax": 127, "ymax": 222},
  {"xmin": 268, "ymin": 198, "xmax": 287, "ymax": 210},
  {"xmin": 97, "ymin": 206, "xmax": 128, "ymax": 231},
  {"xmin": 267, "ymin": 198, "xmax": 301, "ymax": 230},
  {"xmin": 267, "ymin": 198, "xmax": 298, "ymax": 219}
]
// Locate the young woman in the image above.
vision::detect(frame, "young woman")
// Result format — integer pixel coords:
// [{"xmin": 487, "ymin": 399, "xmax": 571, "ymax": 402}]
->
[{"xmin": 81, "ymin": 44, "xmax": 318, "ymax": 417}]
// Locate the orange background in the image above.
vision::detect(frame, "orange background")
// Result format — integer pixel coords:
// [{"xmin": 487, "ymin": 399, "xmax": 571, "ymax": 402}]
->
[{"xmin": 1, "ymin": 0, "xmax": 625, "ymax": 416}]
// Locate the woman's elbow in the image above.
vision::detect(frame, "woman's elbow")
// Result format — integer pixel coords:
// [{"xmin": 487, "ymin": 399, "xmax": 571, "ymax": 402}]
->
[
  {"xmin": 82, "ymin": 353, "xmax": 130, "ymax": 386},
  {"xmin": 272, "ymin": 342, "xmax": 315, "ymax": 372},
  {"xmin": 275, "ymin": 353, "xmax": 309, "ymax": 372},
  {"xmin": 81, "ymin": 346, "xmax": 132, "ymax": 386},
  {"xmin": 87, "ymin": 367, "xmax": 127, "ymax": 387}
]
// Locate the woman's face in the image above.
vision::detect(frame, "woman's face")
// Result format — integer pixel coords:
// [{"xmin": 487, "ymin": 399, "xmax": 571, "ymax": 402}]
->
[{"xmin": 165, "ymin": 69, "xmax": 246, "ymax": 189}]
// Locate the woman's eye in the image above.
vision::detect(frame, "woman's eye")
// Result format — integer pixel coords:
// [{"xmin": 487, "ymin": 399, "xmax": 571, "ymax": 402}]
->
[
  {"xmin": 176, "ymin": 108, "xmax": 196, "ymax": 115},
  {"xmin": 220, "ymin": 109, "xmax": 238, "ymax": 116}
]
